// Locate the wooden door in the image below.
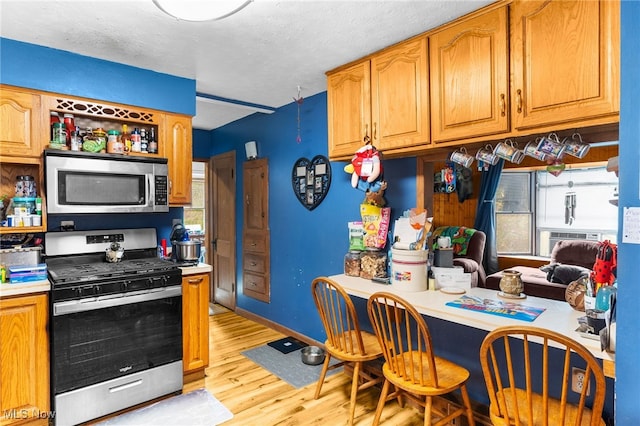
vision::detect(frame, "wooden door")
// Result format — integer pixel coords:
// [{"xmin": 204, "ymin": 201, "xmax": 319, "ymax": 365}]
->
[
  {"xmin": 210, "ymin": 151, "xmax": 236, "ymax": 310},
  {"xmin": 429, "ymin": 7, "xmax": 509, "ymax": 143},
  {"xmin": 161, "ymin": 114, "xmax": 192, "ymax": 205},
  {"xmin": 0, "ymin": 294, "xmax": 49, "ymax": 425},
  {"xmin": 510, "ymin": 0, "xmax": 619, "ymax": 130},
  {"xmin": 371, "ymin": 37, "xmax": 430, "ymax": 151},
  {"xmin": 0, "ymin": 87, "xmax": 42, "ymax": 158},
  {"xmin": 326, "ymin": 60, "xmax": 371, "ymax": 160}
]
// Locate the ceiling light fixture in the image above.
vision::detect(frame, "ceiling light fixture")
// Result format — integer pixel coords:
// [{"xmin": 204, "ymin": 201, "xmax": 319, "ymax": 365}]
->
[{"xmin": 153, "ymin": 0, "xmax": 253, "ymax": 22}]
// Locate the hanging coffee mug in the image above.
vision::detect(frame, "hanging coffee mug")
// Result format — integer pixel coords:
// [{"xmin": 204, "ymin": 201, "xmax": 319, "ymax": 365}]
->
[
  {"xmin": 563, "ymin": 132, "xmax": 591, "ymax": 159},
  {"xmin": 449, "ymin": 147, "xmax": 474, "ymax": 168},
  {"xmin": 475, "ymin": 144, "xmax": 499, "ymax": 166},
  {"xmin": 494, "ymin": 139, "xmax": 524, "ymax": 164},
  {"xmin": 537, "ymin": 132, "xmax": 565, "ymax": 159},
  {"xmin": 523, "ymin": 138, "xmax": 548, "ymax": 161}
]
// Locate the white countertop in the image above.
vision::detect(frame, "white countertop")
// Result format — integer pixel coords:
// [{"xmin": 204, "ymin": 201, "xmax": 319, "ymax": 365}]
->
[
  {"xmin": 180, "ymin": 263, "xmax": 212, "ymax": 275},
  {"xmin": 0, "ymin": 279, "xmax": 50, "ymax": 298},
  {"xmin": 329, "ymin": 274, "xmax": 614, "ymax": 363}
]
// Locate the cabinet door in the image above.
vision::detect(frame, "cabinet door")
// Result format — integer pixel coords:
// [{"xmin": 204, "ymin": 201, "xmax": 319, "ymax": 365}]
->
[
  {"xmin": 243, "ymin": 159, "xmax": 269, "ymax": 233},
  {"xmin": 511, "ymin": 0, "xmax": 619, "ymax": 130},
  {"xmin": 0, "ymin": 87, "xmax": 42, "ymax": 157},
  {"xmin": 0, "ymin": 294, "xmax": 49, "ymax": 425},
  {"xmin": 182, "ymin": 273, "xmax": 210, "ymax": 375},
  {"xmin": 327, "ymin": 61, "xmax": 371, "ymax": 160},
  {"xmin": 429, "ymin": 8, "xmax": 509, "ymax": 143},
  {"xmin": 371, "ymin": 37, "xmax": 429, "ymax": 151},
  {"xmin": 162, "ymin": 114, "xmax": 192, "ymax": 205}
]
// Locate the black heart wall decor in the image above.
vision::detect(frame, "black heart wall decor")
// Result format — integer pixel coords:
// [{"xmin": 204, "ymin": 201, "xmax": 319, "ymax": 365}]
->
[{"xmin": 291, "ymin": 155, "xmax": 331, "ymax": 210}]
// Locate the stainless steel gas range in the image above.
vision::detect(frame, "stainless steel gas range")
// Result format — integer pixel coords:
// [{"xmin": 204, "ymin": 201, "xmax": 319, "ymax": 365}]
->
[{"xmin": 45, "ymin": 228, "xmax": 183, "ymax": 426}]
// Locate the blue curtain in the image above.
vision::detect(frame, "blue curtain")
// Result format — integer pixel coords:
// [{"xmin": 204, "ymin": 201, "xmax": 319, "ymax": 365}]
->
[{"xmin": 473, "ymin": 159, "xmax": 504, "ymax": 275}]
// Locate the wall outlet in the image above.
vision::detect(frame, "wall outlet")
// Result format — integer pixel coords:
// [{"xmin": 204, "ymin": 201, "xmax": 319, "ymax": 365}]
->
[{"xmin": 571, "ymin": 367, "xmax": 590, "ymax": 395}]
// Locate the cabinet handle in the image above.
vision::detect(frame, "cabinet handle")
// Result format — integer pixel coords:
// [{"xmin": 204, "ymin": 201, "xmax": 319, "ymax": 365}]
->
[
  {"xmin": 516, "ymin": 89, "xmax": 523, "ymax": 113},
  {"xmin": 188, "ymin": 277, "xmax": 204, "ymax": 284},
  {"xmin": 250, "ymin": 261, "xmax": 257, "ymax": 266},
  {"xmin": 363, "ymin": 123, "xmax": 369, "ymax": 140},
  {"xmin": 169, "ymin": 179, "xmax": 173, "ymax": 195},
  {"xmin": 500, "ymin": 94, "xmax": 506, "ymax": 117},
  {"xmin": 246, "ymin": 194, "xmax": 250, "ymax": 205},
  {"xmin": 373, "ymin": 122, "xmax": 377, "ymax": 141}
]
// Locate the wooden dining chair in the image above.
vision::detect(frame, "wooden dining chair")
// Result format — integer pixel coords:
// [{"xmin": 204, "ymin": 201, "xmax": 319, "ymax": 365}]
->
[
  {"xmin": 311, "ymin": 277, "xmax": 384, "ymax": 425},
  {"xmin": 367, "ymin": 291, "xmax": 475, "ymax": 426},
  {"xmin": 480, "ymin": 325, "xmax": 606, "ymax": 426}
]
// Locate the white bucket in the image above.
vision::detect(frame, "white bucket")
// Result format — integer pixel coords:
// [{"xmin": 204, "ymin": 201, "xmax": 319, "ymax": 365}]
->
[{"xmin": 391, "ymin": 248, "xmax": 428, "ymax": 292}]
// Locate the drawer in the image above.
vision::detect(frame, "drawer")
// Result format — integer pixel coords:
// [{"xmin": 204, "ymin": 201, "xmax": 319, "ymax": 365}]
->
[
  {"xmin": 244, "ymin": 232, "xmax": 267, "ymax": 253},
  {"xmin": 244, "ymin": 253, "xmax": 266, "ymax": 274},
  {"xmin": 243, "ymin": 271, "xmax": 267, "ymax": 295}
]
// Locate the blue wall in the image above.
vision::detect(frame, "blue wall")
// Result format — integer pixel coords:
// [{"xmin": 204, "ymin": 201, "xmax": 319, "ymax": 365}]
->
[
  {"xmin": 0, "ymin": 37, "xmax": 195, "ymax": 243},
  {"xmin": 614, "ymin": 1, "xmax": 640, "ymax": 423},
  {"xmin": 208, "ymin": 93, "xmax": 417, "ymax": 341},
  {"xmin": 0, "ymin": 38, "xmax": 195, "ymax": 116}
]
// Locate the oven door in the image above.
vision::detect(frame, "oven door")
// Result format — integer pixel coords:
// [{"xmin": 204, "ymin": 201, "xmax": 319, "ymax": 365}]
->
[{"xmin": 51, "ymin": 286, "xmax": 182, "ymax": 395}]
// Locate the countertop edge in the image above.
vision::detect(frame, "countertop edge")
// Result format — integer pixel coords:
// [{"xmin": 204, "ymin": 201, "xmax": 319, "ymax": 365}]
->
[
  {"xmin": 180, "ymin": 263, "xmax": 212, "ymax": 275},
  {"xmin": 0, "ymin": 280, "xmax": 51, "ymax": 298}
]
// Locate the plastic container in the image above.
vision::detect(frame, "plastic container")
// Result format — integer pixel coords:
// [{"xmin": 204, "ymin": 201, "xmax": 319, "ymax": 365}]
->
[
  {"xmin": 360, "ymin": 248, "xmax": 387, "ymax": 280},
  {"xmin": 344, "ymin": 251, "xmax": 361, "ymax": 277},
  {"xmin": 391, "ymin": 248, "xmax": 428, "ymax": 292}
]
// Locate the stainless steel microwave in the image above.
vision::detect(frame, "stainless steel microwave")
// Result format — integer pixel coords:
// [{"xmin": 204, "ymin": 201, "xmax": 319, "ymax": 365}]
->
[{"xmin": 45, "ymin": 150, "xmax": 169, "ymax": 214}]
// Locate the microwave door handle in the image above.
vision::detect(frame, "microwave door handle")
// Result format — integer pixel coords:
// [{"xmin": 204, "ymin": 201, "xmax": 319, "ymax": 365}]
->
[{"xmin": 147, "ymin": 175, "xmax": 153, "ymax": 206}]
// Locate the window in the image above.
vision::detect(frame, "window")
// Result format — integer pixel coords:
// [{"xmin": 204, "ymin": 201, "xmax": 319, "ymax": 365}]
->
[
  {"xmin": 183, "ymin": 161, "xmax": 206, "ymax": 236},
  {"xmin": 496, "ymin": 166, "xmax": 618, "ymax": 256}
]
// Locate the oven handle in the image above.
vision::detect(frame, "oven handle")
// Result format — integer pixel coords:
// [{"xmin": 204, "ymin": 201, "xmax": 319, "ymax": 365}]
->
[{"xmin": 53, "ymin": 285, "xmax": 181, "ymax": 316}]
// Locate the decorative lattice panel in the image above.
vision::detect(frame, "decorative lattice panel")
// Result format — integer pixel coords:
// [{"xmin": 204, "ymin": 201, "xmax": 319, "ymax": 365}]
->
[{"xmin": 54, "ymin": 98, "xmax": 157, "ymax": 124}]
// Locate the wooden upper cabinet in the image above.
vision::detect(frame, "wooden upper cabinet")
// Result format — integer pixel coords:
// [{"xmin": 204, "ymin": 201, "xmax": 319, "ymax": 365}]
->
[
  {"xmin": 0, "ymin": 87, "xmax": 43, "ymax": 157},
  {"xmin": 371, "ymin": 38, "xmax": 430, "ymax": 151},
  {"xmin": 327, "ymin": 61, "xmax": 371, "ymax": 160},
  {"xmin": 161, "ymin": 113, "xmax": 192, "ymax": 205},
  {"xmin": 510, "ymin": 0, "xmax": 620, "ymax": 130},
  {"xmin": 429, "ymin": 7, "xmax": 509, "ymax": 143}
]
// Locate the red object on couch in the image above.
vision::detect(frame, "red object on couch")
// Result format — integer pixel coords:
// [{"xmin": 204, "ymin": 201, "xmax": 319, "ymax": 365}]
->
[{"xmin": 484, "ymin": 240, "xmax": 600, "ymax": 300}]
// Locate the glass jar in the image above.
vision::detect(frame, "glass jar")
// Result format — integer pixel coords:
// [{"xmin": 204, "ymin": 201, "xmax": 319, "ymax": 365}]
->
[
  {"xmin": 360, "ymin": 248, "xmax": 387, "ymax": 280},
  {"xmin": 344, "ymin": 251, "xmax": 362, "ymax": 277},
  {"xmin": 15, "ymin": 175, "xmax": 36, "ymax": 197}
]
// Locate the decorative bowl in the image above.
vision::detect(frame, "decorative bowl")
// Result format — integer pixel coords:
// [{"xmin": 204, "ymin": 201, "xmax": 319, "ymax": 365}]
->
[{"xmin": 301, "ymin": 346, "xmax": 325, "ymax": 365}]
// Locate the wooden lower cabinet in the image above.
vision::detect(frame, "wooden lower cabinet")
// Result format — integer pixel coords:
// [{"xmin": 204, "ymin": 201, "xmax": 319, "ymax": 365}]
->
[
  {"xmin": 0, "ymin": 293, "xmax": 50, "ymax": 426},
  {"xmin": 182, "ymin": 272, "xmax": 210, "ymax": 382}
]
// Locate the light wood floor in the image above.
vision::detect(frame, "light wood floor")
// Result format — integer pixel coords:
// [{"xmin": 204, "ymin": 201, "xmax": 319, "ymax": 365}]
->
[{"xmin": 183, "ymin": 306, "xmax": 429, "ymax": 425}]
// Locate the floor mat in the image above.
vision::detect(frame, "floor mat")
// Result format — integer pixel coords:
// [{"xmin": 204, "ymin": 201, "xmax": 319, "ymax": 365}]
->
[
  {"xmin": 241, "ymin": 344, "xmax": 342, "ymax": 388},
  {"xmin": 96, "ymin": 388, "xmax": 233, "ymax": 426},
  {"xmin": 267, "ymin": 336, "xmax": 308, "ymax": 354}
]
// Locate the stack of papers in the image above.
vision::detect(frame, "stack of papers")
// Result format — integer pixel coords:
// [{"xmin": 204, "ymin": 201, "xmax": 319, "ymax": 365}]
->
[{"xmin": 8, "ymin": 263, "xmax": 47, "ymax": 283}]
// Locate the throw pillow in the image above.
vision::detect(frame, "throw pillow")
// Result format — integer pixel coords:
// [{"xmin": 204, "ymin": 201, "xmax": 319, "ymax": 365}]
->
[{"xmin": 540, "ymin": 263, "xmax": 591, "ymax": 284}]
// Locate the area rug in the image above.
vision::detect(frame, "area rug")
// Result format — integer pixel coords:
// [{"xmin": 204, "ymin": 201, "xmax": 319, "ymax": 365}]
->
[
  {"xmin": 96, "ymin": 388, "xmax": 233, "ymax": 426},
  {"xmin": 241, "ymin": 344, "xmax": 343, "ymax": 388},
  {"xmin": 267, "ymin": 336, "xmax": 307, "ymax": 354}
]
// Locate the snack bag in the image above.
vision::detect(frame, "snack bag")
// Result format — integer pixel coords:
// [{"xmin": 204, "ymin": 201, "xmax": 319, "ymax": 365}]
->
[
  {"xmin": 348, "ymin": 221, "xmax": 365, "ymax": 251},
  {"xmin": 360, "ymin": 204, "xmax": 391, "ymax": 249}
]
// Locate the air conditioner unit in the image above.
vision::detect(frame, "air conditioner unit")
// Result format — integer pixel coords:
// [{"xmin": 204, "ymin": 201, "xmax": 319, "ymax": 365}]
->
[{"xmin": 548, "ymin": 231, "xmax": 600, "ymax": 254}]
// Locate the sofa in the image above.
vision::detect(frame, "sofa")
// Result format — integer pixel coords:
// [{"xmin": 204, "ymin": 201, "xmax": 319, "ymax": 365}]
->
[{"xmin": 484, "ymin": 240, "xmax": 600, "ymax": 300}]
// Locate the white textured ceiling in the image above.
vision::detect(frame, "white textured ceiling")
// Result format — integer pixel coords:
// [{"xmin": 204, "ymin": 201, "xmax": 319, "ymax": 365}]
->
[{"xmin": 0, "ymin": 0, "xmax": 494, "ymax": 130}]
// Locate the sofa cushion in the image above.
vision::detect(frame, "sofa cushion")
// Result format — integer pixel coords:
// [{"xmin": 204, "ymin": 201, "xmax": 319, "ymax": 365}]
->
[{"xmin": 540, "ymin": 263, "xmax": 591, "ymax": 284}]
